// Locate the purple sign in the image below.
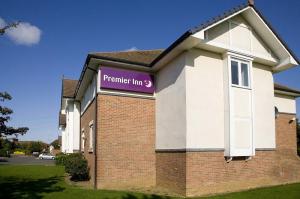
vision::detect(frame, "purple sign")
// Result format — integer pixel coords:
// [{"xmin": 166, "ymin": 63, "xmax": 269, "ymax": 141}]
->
[{"xmin": 100, "ymin": 67, "xmax": 155, "ymax": 94}]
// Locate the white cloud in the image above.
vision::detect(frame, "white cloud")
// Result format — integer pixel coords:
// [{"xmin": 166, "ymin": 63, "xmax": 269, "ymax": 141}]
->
[
  {"xmin": 0, "ymin": 17, "xmax": 41, "ymax": 46},
  {"xmin": 125, "ymin": 46, "xmax": 138, "ymax": 51}
]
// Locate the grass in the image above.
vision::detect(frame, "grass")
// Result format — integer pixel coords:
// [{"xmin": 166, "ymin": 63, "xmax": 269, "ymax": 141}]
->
[{"xmin": 0, "ymin": 165, "xmax": 300, "ymax": 199}]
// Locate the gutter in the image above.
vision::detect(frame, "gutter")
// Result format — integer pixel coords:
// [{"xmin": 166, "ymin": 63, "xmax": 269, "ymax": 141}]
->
[{"xmin": 274, "ymin": 90, "xmax": 300, "ymax": 98}]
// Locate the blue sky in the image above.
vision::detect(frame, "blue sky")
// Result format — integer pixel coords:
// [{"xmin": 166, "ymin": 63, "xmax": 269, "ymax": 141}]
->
[{"xmin": 1, "ymin": 0, "xmax": 300, "ymax": 143}]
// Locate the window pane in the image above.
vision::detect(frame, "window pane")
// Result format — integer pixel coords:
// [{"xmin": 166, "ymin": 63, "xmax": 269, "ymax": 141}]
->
[
  {"xmin": 241, "ymin": 63, "xmax": 249, "ymax": 87},
  {"xmin": 231, "ymin": 61, "xmax": 239, "ymax": 85}
]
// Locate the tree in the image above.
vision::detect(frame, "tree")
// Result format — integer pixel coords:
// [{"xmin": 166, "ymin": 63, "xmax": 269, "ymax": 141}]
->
[
  {"xmin": 28, "ymin": 141, "xmax": 45, "ymax": 153},
  {"xmin": 0, "ymin": 92, "xmax": 28, "ymax": 139},
  {"xmin": 0, "ymin": 21, "xmax": 19, "ymax": 35}
]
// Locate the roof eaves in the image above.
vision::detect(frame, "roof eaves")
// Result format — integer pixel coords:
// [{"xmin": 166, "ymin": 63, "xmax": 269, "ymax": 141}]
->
[
  {"xmin": 274, "ymin": 83, "xmax": 300, "ymax": 96},
  {"xmin": 88, "ymin": 54, "xmax": 151, "ymax": 67},
  {"xmin": 150, "ymin": 30, "xmax": 192, "ymax": 66}
]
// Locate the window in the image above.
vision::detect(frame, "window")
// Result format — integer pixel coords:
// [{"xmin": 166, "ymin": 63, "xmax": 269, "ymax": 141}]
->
[
  {"xmin": 81, "ymin": 129, "xmax": 85, "ymax": 152},
  {"xmin": 89, "ymin": 121, "xmax": 94, "ymax": 152},
  {"xmin": 231, "ymin": 59, "xmax": 250, "ymax": 88}
]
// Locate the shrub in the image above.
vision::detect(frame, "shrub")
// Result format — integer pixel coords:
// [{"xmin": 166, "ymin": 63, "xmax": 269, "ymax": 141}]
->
[
  {"xmin": 13, "ymin": 150, "xmax": 25, "ymax": 155},
  {"xmin": 55, "ymin": 153, "xmax": 68, "ymax": 166},
  {"xmin": 0, "ymin": 149, "xmax": 10, "ymax": 157},
  {"xmin": 64, "ymin": 153, "xmax": 89, "ymax": 181}
]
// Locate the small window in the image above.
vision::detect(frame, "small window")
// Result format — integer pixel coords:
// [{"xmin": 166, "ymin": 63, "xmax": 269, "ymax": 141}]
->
[
  {"xmin": 81, "ymin": 129, "xmax": 85, "ymax": 152},
  {"xmin": 241, "ymin": 63, "xmax": 249, "ymax": 87},
  {"xmin": 231, "ymin": 59, "xmax": 250, "ymax": 88},
  {"xmin": 231, "ymin": 61, "xmax": 239, "ymax": 85},
  {"xmin": 89, "ymin": 121, "xmax": 94, "ymax": 152}
]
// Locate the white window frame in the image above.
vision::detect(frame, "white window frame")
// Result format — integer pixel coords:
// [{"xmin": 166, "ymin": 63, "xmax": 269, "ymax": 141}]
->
[
  {"xmin": 226, "ymin": 52, "xmax": 255, "ymax": 157},
  {"xmin": 230, "ymin": 58, "xmax": 251, "ymax": 89},
  {"xmin": 81, "ymin": 128, "xmax": 85, "ymax": 152},
  {"xmin": 89, "ymin": 120, "xmax": 94, "ymax": 152}
]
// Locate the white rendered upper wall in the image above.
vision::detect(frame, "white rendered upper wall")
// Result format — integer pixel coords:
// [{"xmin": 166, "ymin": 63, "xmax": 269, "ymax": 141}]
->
[
  {"xmin": 156, "ymin": 48, "xmax": 277, "ymax": 150},
  {"xmin": 252, "ymin": 63, "xmax": 275, "ymax": 149},
  {"xmin": 185, "ymin": 49, "xmax": 225, "ymax": 149},
  {"xmin": 156, "ymin": 53, "xmax": 187, "ymax": 149}
]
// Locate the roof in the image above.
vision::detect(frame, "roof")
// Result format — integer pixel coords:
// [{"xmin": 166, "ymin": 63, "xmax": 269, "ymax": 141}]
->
[
  {"xmin": 75, "ymin": 2, "xmax": 299, "ymax": 97},
  {"xmin": 63, "ymin": 79, "xmax": 78, "ymax": 98},
  {"xmin": 59, "ymin": 113, "xmax": 66, "ymax": 126},
  {"xmin": 274, "ymin": 83, "xmax": 300, "ymax": 96},
  {"xmin": 89, "ymin": 49, "xmax": 163, "ymax": 66},
  {"xmin": 85, "ymin": 3, "xmax": 299, "ymax": 68}
]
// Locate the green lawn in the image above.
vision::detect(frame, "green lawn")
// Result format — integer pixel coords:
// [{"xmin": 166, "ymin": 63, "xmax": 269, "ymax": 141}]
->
[{"xmin": 0, "ymin": 165, "xmax": 300, "ymax": 199}]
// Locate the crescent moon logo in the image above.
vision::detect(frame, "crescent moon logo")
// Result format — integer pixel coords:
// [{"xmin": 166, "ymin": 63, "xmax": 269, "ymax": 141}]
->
[{"xmin": 144, "ymin": 80, "xmax": 152, "ymax": 88}]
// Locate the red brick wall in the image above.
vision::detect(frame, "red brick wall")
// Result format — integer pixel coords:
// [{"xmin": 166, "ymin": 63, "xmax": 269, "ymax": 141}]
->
[
  {"xmin": 80, "ymin": 99, "xmax": 96, "ymax": 186},
  {"xmin": 156, "ymin": 152, "xmax": 186, "ymax": 196},
  {"xmin": 156, "ymin": 113, "xmax": 300, "ymax": 197},
  {"xmin": 89, "ymin": 92, "xmax": 299, "ymax": 196},
  {"xmin": 276, "ymin": 113, "xmax": 297, "ymax": 154},
  {"xmin": 96, "ymin": 94, "xmax": 156, "ymax": 190}
]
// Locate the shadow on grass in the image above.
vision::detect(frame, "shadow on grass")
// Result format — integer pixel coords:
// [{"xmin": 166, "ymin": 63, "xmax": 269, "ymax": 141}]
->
[{"xmin": 0, "ymin": 176, "xmax": 65, "ymax": 199}]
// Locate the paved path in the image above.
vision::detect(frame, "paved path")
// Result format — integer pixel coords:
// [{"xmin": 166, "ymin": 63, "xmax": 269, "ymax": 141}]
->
[{"xmin": 0, "ymin": 156, "xmax": 55, "ymax": 165}]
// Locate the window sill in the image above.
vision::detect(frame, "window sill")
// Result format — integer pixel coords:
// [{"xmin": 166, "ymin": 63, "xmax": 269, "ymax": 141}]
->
[
  {"xmin": 231, "ymin": 84, "xmax": 251, "ymax": 90},
  {"xmin": 88, "ymin": 149, "xmax": 93, "ymax": 153}
]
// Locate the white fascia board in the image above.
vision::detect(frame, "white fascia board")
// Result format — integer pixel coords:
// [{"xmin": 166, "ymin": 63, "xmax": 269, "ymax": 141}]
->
[
  {"xmin": 152, "ymin": 36, "xmax": 200, "ymax": 71},
  {"xmin": 245, "ymin": 8, "xmax": 298, "ymax": 68},
  {"xmin": 90, "ymin": 58, "xmax": 152, "ymax": 72},
  {"xmin": 273, "ymin": 56, "xmax": 295, "ymax": 72}
]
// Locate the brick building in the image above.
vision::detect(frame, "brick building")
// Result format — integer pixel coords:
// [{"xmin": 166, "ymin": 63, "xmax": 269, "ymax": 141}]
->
[{"xmin": 59, "ymin": 2, "xmax": 300, "ymax": 197}]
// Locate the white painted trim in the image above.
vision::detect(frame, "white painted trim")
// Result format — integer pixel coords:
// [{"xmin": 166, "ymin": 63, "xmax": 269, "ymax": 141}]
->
[
  {"xmin": 226, "ymin": 52, "xmax": 255, "ymax": 157},
  {"xmin": 89, "ymin": 121, "xmax": 94, "ymax": 152},
  {"xmin": 230, "ymin": 58, "xmax": 251, "ymax": 89},
  {"xmin": 250, "ymin": 60, "xmax": 255, "ymax": 155},
  {"xmin": 248, "ymin": 7, "xmax": 298, "ymax": 65},
  {"xmin": 274, "ymin": 90, "xmax": 300, "ymax": 97},
  {"xmin": 99, "ymin": 90, "xmax": 155, "ymax": 99},
  {"xmin": 227, "ymin": 55, "xmax": 233, "ymax": 156}
]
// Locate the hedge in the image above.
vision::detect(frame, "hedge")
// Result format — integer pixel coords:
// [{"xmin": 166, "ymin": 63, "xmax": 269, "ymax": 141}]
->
[{"xmin": 56, "ymin": 153, "xmax": 89, "ymax": 181}]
